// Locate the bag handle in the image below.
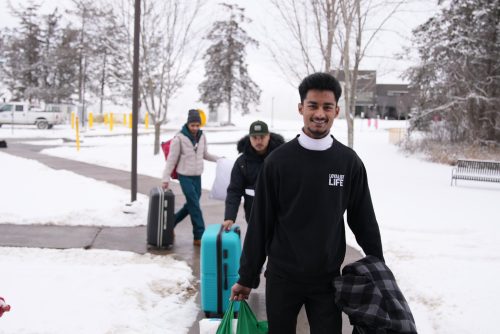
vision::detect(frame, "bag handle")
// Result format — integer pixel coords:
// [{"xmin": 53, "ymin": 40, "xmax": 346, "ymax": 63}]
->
[{"xmin": 216, "ymin": 300, "xmax": 235, "ymax": 334}]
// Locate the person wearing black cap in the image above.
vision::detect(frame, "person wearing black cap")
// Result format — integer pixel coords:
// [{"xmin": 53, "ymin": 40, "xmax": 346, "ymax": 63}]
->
[
  {"xmin": 230, "ymin": 73, "xmax": 384, "ymax": 333},
  {"xmin": 222, "ymin": 120, "xmax": 284, "ymax": 231},
  {"xmin": 162, "ymin": 109, "xmax": 220, "ymax": 246}
]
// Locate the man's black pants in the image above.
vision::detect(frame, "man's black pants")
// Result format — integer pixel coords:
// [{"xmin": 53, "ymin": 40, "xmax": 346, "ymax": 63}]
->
[{"xmin": 265, "ymin": 272, "xmax": 342, "ymax": 334}]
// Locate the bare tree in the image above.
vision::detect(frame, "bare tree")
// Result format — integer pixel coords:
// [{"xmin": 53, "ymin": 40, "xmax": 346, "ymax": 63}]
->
[
  {"xmin": 267, "ymin": 0, "xmax": 406, "ymax": 148},
  {"xmin": 338, "ymin": 0, "xmax": 405, "ymax": 147},
  {"xmin": 267, "ymin": 0, "xmax": 341, "ymax": 82},
  {"xmin": 111, "ymin": 0, "xmax": 205, "ymax": 154}
]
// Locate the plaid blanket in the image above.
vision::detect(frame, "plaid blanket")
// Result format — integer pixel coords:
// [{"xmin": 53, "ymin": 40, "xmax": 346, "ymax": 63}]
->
[{"xmin": 333, "ymin": 256, "xmax": 417, "ymax": 334}]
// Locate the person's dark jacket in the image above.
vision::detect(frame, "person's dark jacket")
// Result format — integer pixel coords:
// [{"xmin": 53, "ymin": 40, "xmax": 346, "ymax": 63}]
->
[
  {"xmin": 224, "ymin": 132, "xmax": 285, "ymax": 223},
  {"xmin": 333, "ymin": 256, "xmax": 417, "ymax": 334}
]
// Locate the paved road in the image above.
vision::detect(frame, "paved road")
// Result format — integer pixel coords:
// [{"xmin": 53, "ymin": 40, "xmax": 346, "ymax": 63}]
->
[{"xmin": 0, "ymin": 139, "xmax": 361, "ymax": 333}]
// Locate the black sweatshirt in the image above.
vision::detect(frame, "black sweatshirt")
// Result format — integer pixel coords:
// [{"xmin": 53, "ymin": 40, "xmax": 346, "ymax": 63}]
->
[{"xmin": 238, "ymin": 137, "xmax": 384, "ymax": 287}]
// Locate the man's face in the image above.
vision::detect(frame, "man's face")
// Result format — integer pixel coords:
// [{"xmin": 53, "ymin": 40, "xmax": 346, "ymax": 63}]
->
[
  {"xmin": 249, "ymin": 134, "xmax": 270, "ymax": 155},
  {"xmin": 298, "ymin": 89, "xmax": 339, "ymax": 139},
  {"xmin": 187, "ymin": 122, "xmax": 201, "ymax": 136}
]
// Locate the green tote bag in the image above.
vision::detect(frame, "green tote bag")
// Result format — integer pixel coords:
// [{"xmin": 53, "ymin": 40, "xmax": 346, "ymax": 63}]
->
[{"xmin": 216, "ymin": 301, "xmax": 268, "ymax": 334}]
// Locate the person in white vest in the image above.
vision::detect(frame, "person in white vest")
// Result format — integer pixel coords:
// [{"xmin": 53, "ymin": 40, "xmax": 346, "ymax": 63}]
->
[{"xmin": 162, "ymin": 109, "xmax": 220, "ymax": 246}]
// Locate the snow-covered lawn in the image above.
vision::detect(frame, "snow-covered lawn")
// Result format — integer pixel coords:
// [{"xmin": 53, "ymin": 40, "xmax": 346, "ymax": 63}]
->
[
  {"xmin": 352, "ymin": 127, "xmax": 499, "ymax": 333},
  {"xmin": 0, "ymin": 247, "xmax": 198, "ymax": 334},
  {"xmin": 1, "ymin": 116, "xmax": 498, "ymax": 333},
  {"xmin": 0, "ymin": 152, "xmax": 148, "ymax": 226}
]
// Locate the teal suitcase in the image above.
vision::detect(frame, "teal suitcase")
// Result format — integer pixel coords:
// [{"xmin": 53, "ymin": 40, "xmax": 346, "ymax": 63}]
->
[{"xmin": 200, "ymin": 224, "xmax": 241, "ymax": 317}]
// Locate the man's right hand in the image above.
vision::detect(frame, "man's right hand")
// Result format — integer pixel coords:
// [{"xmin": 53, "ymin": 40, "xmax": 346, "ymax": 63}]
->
[
  {"xmin": 222, "ymin": 219, "xmax": 234, "ymax": 231},
  {"xmin": 162, "ymin": 182, "xmax": 168, "ymax": 190},
  {"xmin": 230, "ymin": 283, "xmax": 251, "ymax": 301}
]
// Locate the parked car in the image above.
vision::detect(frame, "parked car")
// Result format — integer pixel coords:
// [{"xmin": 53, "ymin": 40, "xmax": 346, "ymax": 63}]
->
[{"xmin": 0, "ymin": 102, "xmax": 64, "ymax": 129}]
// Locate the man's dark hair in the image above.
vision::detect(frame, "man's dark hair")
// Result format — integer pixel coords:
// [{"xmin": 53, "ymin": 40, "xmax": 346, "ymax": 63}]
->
[{"xmin": 298, "ymin": 72, "xmax": 342, "ymax": 103}]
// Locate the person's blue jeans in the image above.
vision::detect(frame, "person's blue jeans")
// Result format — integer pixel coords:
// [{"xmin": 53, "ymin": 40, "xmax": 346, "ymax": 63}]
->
[{"xmin": 175, "ymin": 174, "xmax": 205, "ymax": 240}]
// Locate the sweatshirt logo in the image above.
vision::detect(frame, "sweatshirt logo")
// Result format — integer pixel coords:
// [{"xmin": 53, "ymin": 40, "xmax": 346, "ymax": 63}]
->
[{"xmin": 329, "ymin": 173, "xmax": 344, "ymax": 187}]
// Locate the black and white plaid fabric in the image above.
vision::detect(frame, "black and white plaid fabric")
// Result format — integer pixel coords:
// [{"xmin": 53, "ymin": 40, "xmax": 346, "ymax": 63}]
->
[{"xmin": 333, "ymin": 256, "xmax": 417, "ymax": 334}]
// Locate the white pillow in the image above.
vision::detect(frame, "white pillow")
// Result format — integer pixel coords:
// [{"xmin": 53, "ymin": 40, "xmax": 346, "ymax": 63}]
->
[{"xmin": 210, "ymin": 158, "xmax": 235, "ymax": 201}]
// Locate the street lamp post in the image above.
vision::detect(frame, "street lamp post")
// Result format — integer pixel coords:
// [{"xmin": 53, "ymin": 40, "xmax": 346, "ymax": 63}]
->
[{"xmin": 131, "ymin": 0, "xmax": 141, "ymax": 202}]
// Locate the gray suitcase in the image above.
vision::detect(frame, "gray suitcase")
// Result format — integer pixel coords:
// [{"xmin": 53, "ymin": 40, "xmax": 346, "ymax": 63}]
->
[{"xmin": 147, "ymin": 187, "xmax": 175, "ymax": 248}]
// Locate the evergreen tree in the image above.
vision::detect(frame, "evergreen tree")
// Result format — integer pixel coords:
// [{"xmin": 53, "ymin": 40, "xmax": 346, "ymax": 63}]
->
[
  {"xmin": 67, "ymin": 0, "xmax": 105, "ymax": 120},
  {"xmin": 199, "ymin": 3, "xmax": 261, "ymax": 124},
  {"xmin": 83, "ymin": 4, "xmax": 126, "ymax": 114},
  {"xmin": 0, "ymin": 4, "xmax": 81, "ymax": 103},
  {"xmin": 405, "ymin": 0, "xmax": 499, "ymax": 144},
  {"xmin": 38, "ymin": 9, "xmax": 61, "ymax": 102},
  {"xmin": 101, "ymin": 8, "xmax": 132, "ymax": 108},
  {"xmin": 51, "ymin": 25, "xmax": 80, "ymax": 102},
  {"xmin": 0, "ymin": 33, "xmax": 6, "ymax": 100},
  {"xmin": 37, "ymin": 9, "xmax": 80, "ymax": 103},
  {"xmin": 1, "ymin": 3, "xmax": 42, "ymax": 102}
]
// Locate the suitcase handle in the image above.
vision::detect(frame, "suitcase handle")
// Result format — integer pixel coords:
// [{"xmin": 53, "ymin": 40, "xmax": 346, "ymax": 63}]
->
[
  {"xmin": 224, "ymin": 264, "xmax": 228, "ymax": 290},
  {"xmin": 221, "ymin": 224, "xmax": 241, "ymax": 237}
]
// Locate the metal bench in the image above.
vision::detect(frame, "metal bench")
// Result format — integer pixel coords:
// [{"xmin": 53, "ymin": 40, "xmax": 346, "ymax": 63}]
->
[{"xmin": 451, "ymin": 159, "xmax": 500, "ymax": 186}]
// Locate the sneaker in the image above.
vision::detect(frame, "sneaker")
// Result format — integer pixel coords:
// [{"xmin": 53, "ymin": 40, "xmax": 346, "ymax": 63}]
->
[{"xmin": 193, "ymin": 239, "xmax": 201, "ymax": 246}]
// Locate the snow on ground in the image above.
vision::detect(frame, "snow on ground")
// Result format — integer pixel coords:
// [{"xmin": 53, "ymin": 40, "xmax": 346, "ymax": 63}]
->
[
  {"xmin": 351, "ymin": 127, "xmax": 500, "ymax": 334},
  {"xmin": 1, "ymin": 115, "xmax": 499, "ymax": 333},
  {"xmin": 0, "ymin": 247, "xmax": 198, "ymax": 334},
  {"xmin": 0, "ymin": 152, "xmax": 148, "ymax": 226}
]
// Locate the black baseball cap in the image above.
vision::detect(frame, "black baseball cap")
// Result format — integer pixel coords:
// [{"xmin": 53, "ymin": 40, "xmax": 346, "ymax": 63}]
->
[{"xmin": 249, "ymin": 120, "xmax": 269, "ymax": 136}]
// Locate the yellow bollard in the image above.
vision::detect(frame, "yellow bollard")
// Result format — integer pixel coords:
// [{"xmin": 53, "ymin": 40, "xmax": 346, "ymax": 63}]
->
[
  {"xmin": 145, "ymin": 113, "xmax": 149, "ymax": 129},
  {"xmin": 123, "ymin": 114, "xmax": 127, "ymax": 126},
  {"xmin": 104, "ymin": 113, "xmax": 108, "ymax": 124},
  {"xmin": 128, "ymin": 113, "xmax": 132, "ymax": 129},
  {"xmin": 75, "ymin": 116, "xmax": 80, "ymax": 151},
  {"xmin": 88, "ymin": 112, "xmax": 93, "ymax": 129},
  {"xmin": 109, "ymin": 112, "xmax": 114, "ymax": 131},
  {"xmin": 71, "ymin": 112, "xmax": 75, "ymax": 129}
]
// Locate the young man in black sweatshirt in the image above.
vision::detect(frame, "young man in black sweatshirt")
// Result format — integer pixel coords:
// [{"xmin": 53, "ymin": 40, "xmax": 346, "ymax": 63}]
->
[{"xmin": 230, "ymin": 72, "xmax": 384, "ymax": 334}]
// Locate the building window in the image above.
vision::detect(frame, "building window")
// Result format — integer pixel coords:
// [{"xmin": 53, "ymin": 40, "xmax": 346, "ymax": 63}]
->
[{"xmin": 387, "ymin": 90, "xmax": 408, "ymax": 97}]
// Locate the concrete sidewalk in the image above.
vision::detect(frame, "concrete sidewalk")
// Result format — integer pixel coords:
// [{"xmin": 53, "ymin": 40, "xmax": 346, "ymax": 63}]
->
[{"xmin": 0, "ymin": 139, "xmax": 360, "ymax": 333}]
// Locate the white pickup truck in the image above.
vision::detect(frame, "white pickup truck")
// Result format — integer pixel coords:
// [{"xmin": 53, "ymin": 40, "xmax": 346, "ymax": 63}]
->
[{"xmin": 0, "ymin": 102, "xmax": 65, "ymax": 129}]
